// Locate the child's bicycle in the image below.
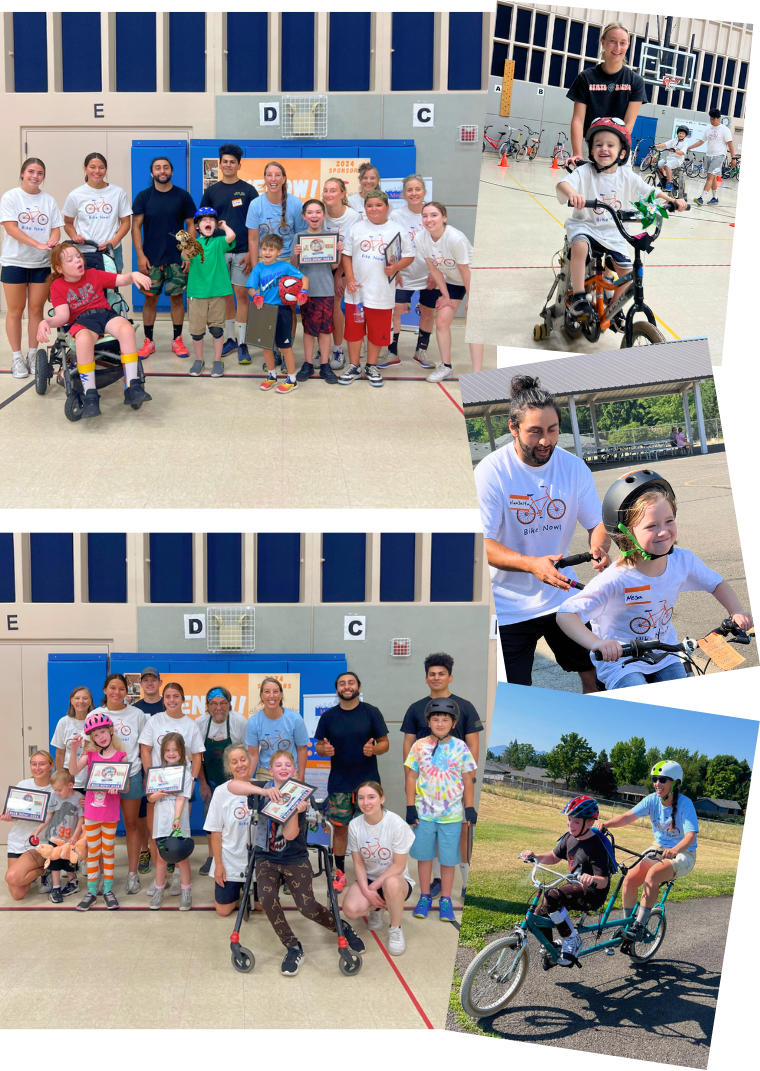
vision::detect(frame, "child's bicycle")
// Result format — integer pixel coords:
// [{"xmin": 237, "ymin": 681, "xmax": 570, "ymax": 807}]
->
[
  {"xmin": 721, "ymin": 155, "xmax": 740, "ymax": 183},
  {"xmin": 646, "ymin": 161, "xmax": 686, "ymax": 200},
  {"xmin": 683, "ymin": 152, "xmax": 705, "ymax": 179},
  {"xmin": 459, "ymin": 840, "xmax": 672, "ymax": 1020},
  {"xmin": 638, "ymin": 144, "xmax": 662, "ymax": 172},
  {"xmin": 533, "ymin": 169, "xmax": 690, "ymax": 348},
  {"xmin": 630, "ymin": 135, "xmax": 652, "ymax": 170},
  {"xmin": 551, "ymin": 131, "xmax": 570, "ymax": 166},
  {"xmin": 482, "ymin": 125, "xmax": 510, "ymax": 159},
  {"xmin": 518, "ymin": 125, "xmax": 544, "ymax": 160}
]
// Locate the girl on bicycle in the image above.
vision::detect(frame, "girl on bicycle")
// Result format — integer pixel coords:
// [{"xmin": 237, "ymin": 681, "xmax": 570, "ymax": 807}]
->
[
  {"xmin": 1, "ymin": 158, "xmax": 62, "ymax": 379},
  {"xmin": 39, "ymin": 242, "xmax": 153, "ymax": 419},
  {"xmin": 2, "ymin": 750, "xmax": 55, "ymax": 900},
  {"xmin": 347, "ymin": 163, "xmax": 382, "ymax": 218},
  {"xmin": 322, "ymin": 177, "xmax": 361, "ymax": 369},
  {"xmin": 415, "ymin": 201, "xmax": 484, "ymax": 382},
  {"xmin": 62, "ymin": 152, "xmax": 132, "ymax": 272},
  {"xmin": 147, "ymin": 732, "xmax": 194, "ymax": 911},
  {"xmin": 598, "ymin": 761, "xmax": 698, "ymax": 943},
  {"xmin": 519, "ymin": 795, "xmax": 610, "ymax": 966},
  {"xmin": 556, "ymin": 469, "xmax": 753, "ymax": 688}
]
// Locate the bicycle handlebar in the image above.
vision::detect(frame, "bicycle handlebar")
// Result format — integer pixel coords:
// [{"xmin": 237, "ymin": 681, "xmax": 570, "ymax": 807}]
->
[
  {"xmin": 518, "ymin": 856, "xmax": 597, "ymax": 889},
  {"xmin": 554, "ymin": 552, "xmax": 595, "ymax": 569},
  {"xmin": 591, "ymin": 618, "xmax": 752, "ymax": 660}
]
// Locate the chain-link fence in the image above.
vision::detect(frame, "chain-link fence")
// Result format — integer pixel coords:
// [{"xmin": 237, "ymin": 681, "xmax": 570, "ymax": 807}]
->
[
  {"xmin": 483, "ymin": 778, "xmax": 743, "ymax": 844},
  {"xmin": 605, "ymin": 417, "xmax": 723, "ymax": 446}
]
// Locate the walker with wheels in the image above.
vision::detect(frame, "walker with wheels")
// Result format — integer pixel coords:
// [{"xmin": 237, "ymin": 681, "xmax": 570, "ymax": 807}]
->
[{"xmin": 533, "ymin": 166, "xmax": 690, "ymax": 349}]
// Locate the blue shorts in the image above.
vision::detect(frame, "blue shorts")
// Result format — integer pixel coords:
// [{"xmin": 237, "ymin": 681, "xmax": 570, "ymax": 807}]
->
[
  {"xmin": 410, "ymin": 818, "xmax": 462, "ymax": 866},
  {"xmin": 120, "ymin": 772, "xmax": 144, "ymax": 800},
  {"xmin": 1, "ymin": 264, "xmax": 49, "ymax": 285},
  {"xmin": 215, "ymin": 879, "xmax": 244, "ymax": 905},
  {"xmin": 568, "ymin": 232, "xmax": 632, "ymax": 269}
]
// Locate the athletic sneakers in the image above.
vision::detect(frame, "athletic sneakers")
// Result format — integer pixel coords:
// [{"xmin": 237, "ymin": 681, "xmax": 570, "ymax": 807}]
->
[
  {"xmin": 26, "ymin": 351, "xmax": 36, "ymax": 375},
  {"xmin": 149, "ymin": 887, "xmax": 164, "ymax": 910},
  {"xmin": 170, "ymin": 870, "xmax": 182, "ymax": 896},
  {"xmin": 367, "ymin": 908, "xmax": 384, "ymax": 931},
  {"xmin": 103, "ymin": 890, "xmax": 120, "ymax": 910},
  {"xmin": 145, "ymin": 880, "xmax": 157, "ymax": 896},
  {"xmin": 48, "ymin": 887, "xmax": 63, "ymax": 904},
  {"xmin": 189, "ymin": 360, "xmax": 204, "ymax": 377},
  {"xmin": 376, "ymin": 353, "xmax": 401, "ymax": 367},
  {"xmin": 693, "ymin": 196, "xmax": 704, "ymax": 205},
  {"xmin": 221, "ymin": 337, "xmax": 237, "ymax": 357},
  {"xmin": 81, "ymin": 389, "xmax": 102, "ymax": 419},
  {"xmin": 413, "ymin": 893, "xmax": 433, "ymax": 919},
  {"xmin": 338, "ymin": 363, "xmax": 362, "ymax": 385},
  {"xmin": 61, "ymin": 879, "xmax": 79, "ymax": 897},
  {"xmin": 413, "ymin": 350, "xmax": 435, "ymax": 369},
  {"xmin": 126, "ymin": 872, "xmax": 140, "ymax": 895},
  {"xmin": 260, "ymin": 374, "xmax": 278, "ymax": 391},
  {"xmin": 426, "ymin": 364, "xmax": 453, "ymax": 383},
  {"xmin": 138, "ymin": 851, "xmax": 151, "ymax": 874},
  {"xmin": 330, "ymin": 347, "xmax": 346, "ymax": 370},
  {"xmin": 137, "ymin": 339, "xmax": 156, "ymax": 359},
  {"xmin": 199, "ymin": 856, "xmax": 213, "ymax": 877},
  {"xmin": 11, "ymin": 354, "xmax": 28, "ymax": 378},
  {"xmin": 281, "ymin": 942, "xmax": 305, "ymax": 976},
  {"xmin": 341, "ymin": 922, "xmax": 366, "ymax": 954},
  {"xmin": 171, "ymin": 337, "xmax": 189, "ymax": 358},
  {"xmin": 438, "ymin": 896, "xmax": 456, "ymax": 923},
  {"xmin": 665, "ymin": 183, "xmax": 673, "ymax": 191},
  {"xmin": 276, "ymin": 378, "xmax": 298, "ymax": 394},
  {"xmin": 364, "ymin": 364, "xmax": 384, "ymax": 387},
  {"xmin": 707, "ymin": 197, "xmax": 719, "ymax": 205},
  {"xmin": 37, "ymin": 872, "xmax": 53, "ymax": 894},
  {"xmin": 558, "ymin": 933, "xmax": 581, "ymax": 965},
  {"xmin": 332, "ymin": 869, "xmax": 348, "ymax": 893},
  {"xmin": 76, "ymin": 892, "xmax": 97, "ymax": 911},
  {"xmin": 296, "ymin": 360, "xmax": 314, "ymax": 380},
  {"xmin": 124, "ymin": 380, "xmax": 152, "ymax": 409},
  {"xmin": 179, "ymin": 888, "xmax": 192, "ymax": 911},
  {"xmin": 388, "ymin": 925, "xmax": 406, "ymax": 956},
  {"xmin": 319, "ymin": 364, "xmax": 338, "ymax": 384},
  {"xmin": 211, "ymin": 360, "xmax": 224, "ymax": 378},
  {"xmin": 429, "ymin": 878, "xmax": 442, "ymax": 899},
  {"xmin": 237, "ymin": 343, "xmax": 251, "ymax": 365}
]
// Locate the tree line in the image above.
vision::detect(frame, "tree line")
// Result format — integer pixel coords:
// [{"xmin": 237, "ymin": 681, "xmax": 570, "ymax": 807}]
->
[{"xmin": 486, "ymin": 733, "xmax": 752, "ymax": 811}]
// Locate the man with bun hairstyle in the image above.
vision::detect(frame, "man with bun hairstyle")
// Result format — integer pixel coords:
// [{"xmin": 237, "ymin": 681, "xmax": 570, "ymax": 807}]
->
[{"xmin": 475, "ymin": 374, "xmax": 610, "ymax": 691}]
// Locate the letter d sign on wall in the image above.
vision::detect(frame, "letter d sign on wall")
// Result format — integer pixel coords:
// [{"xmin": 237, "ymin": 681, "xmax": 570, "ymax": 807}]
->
[
  {"xmin": 344, "ymin": 616, "xmax": 366, "ymax": 641},
  {"xmin": 413, "ymin": 103, "xmax": 435, "ymax": 127},
  {"xmin": 184, "ymin": 614, "xmax": 206, "ymax": 640},
  {"xmin": 260, "ymin": 102, "xmax": 280, "ymax": 127}
]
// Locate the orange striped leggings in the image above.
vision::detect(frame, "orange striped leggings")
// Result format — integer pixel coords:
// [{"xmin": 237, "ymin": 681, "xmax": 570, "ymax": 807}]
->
[{"xmin": 85, "ymin": 821, "xmax": 118, "ymax": 885}]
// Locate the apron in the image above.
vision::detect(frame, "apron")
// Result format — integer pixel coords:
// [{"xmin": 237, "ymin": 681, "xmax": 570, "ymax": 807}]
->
[{"xmin": 203, "ymin": 717, "xmax": 232, "ymax": 790}]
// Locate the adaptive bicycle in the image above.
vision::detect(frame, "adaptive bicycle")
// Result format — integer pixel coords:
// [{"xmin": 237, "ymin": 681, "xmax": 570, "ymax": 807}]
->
[
  {"xmin": 533, "ymin": 168, "xmax": 690, "ymax": 348},
  {"xmin": 459, "ymin": 840, "xmax": 672, "ymax": 1020},
  {"xmin": 518, "ymin": 124, "xmax": 544, "ymax": 160}
]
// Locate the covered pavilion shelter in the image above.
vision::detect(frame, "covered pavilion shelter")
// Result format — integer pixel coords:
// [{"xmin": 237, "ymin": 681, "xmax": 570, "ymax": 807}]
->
[{"xmin": 460, "ymin": 337, "xmax": 713, "ymax": 459}]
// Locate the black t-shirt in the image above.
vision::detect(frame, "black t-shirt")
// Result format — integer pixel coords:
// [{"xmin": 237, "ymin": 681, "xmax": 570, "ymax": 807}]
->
[
  {"xmin": 554, "ymin": 832, "xmax": 611, "ymax": 879},
  {"xmin": 315, "ymin": 702, "xmax": 389, "ymax": 793},
  {"xmin": 132, "ymin": 698, "xmax": 165, "ymax": 716},
  {"xmin": 400, "ymin": 693, "xmax": 484, "ymax": 742},
  {"xmin": 567, "ymin": 63, "xmax": 648, "ymax": 135},
  {"xmin": 132, "ymin": 184, "xmax": 197, "ymax": 265},
  {"xmin": 255, "ymin": 797, "xmax": 309, "ymax": 864},
  {"xmin": 201, "ymin": 180, "xmax": 258, "ymax": 254}
]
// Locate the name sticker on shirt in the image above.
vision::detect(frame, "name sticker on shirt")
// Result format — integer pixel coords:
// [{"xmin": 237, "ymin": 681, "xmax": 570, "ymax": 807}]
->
[
  {"xmin": 624, "ymin": 585, "xmax": 651, "ymax": 606},
  {"xmin": 232, "ymin": 198, "xmax": 243, "ymax": 207}
]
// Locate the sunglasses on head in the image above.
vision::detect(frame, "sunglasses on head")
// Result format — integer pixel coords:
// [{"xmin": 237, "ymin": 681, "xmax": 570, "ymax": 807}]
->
[{"xmin": 653, "ymin": 776, "xmax": 672, "ymax": 785}]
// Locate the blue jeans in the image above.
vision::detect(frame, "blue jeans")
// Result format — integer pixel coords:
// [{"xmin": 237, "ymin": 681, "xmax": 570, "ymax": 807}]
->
[{"xmin": 615, "ymin": 661, "xmax": 687, "ymax": 688}]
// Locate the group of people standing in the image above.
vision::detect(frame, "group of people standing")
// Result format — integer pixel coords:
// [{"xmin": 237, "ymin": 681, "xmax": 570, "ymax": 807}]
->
[
  {"xmin": 3, "ymin": 652, "xmax": 483, "ymax": 975},
  {"xmin": 1, "ymin": 144, "xmax": 482, "ymax": 395}
]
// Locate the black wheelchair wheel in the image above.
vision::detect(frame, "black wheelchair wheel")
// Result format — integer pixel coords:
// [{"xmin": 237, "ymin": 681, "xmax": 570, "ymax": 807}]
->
[
  {"xmin": 338, "ymin": 950, "xmax": 363, "ymax": 976},
  {"xmin": 35, "ymin": 350, "xmax": 49, "ymax": 395},
  {"xmin": 64, "ymin": 391, "xmax": 84, "ymax": 422},
  {"xmin": 231, "ymin": 945, "xmax": 255, "ymax": 973}
]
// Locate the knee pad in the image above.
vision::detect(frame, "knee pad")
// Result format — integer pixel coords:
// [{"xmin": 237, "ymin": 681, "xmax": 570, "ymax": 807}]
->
[
  {"xmin": 208, "ymin": 325, "xmax": 224, "ymax": 339},
  {"xmin": 190, "ymin": 332, "xmax": 205, "ymax": 342}
]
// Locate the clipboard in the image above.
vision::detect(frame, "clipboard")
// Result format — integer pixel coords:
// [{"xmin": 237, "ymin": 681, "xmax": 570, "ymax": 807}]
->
[{"xmin": 246, "ymin": 302, "xmax": 278, "ymax": 350}]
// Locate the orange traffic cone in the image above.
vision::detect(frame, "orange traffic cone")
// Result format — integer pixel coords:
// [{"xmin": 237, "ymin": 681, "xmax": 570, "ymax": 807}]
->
[
  {"xmin": 498, "ymin": 153, "xmax": 509, "ymax": 169},
  {"xmin": 551, "ymin": 154, "xmax": 559, "ymax": 170}
]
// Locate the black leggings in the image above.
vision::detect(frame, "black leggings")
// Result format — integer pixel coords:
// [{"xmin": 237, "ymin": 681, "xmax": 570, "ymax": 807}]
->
[{"xmin": 536, "ymin": 882, "xmax": 607, "ymax": 937}]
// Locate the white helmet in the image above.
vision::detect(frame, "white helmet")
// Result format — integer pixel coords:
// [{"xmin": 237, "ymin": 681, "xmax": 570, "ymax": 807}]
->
[{"xmin": 651, "ymin": 759, "xmax": 683, "ymax": 783}]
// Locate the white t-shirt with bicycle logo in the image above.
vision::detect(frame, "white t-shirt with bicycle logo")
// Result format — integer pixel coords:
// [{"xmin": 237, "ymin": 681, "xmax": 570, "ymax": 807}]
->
[
  {"xmin": 0, "ymin": 188, "xmax": 63, "ymax": 267},
  {"xmin": 93, "ymin": 704, "xmax": 148, "ymax": 776},
  {"xmin": 389, "ymin": 205, "xmax": 429, "ymax": 290},
  {"xmin": 415, "ymin": 224, "xmax": 473, "ymax": 287},
  {"xmin": 476, "ymin": 442, "xmax": 603, "ymax": 625},
  {"xmin": 558, "ymin": 547, "xmax": 722, "ymax": 687},
  {"xmin": 62, "ymin": 183, "xmax": 131, "ymax": 249},
  {"xmin": 342, "ymin": 219, "xmax": 414, "ymax": 309},
  {"xmin": 204, "ymin": 783, "xmax": 253, "ymax": 881},
  {"xmin": 347, "ymin": 810, "xmax": 415, "ymax": 887},
  {"xmin": 558, "ymin": 165, "xmax": 654, "ymax": 258}
]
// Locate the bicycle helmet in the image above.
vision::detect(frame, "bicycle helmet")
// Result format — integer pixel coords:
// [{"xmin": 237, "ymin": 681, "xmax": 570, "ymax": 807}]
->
[
  {"xmin": 83, "ymin": 711, "xmax": 114, "ymax": 736},
  {"xmin": 651, "ymin": 760, "xmax": 683, "ymax": 783},
  {"xmin": 157, "ymin": 831, "xmax": 195, "ymax": 863},
  {"xmin": 585, "ymin": 117, "xmax": 631, "ymax": 172},
  {"xmin": 602, "ymin": 469, "xmax": 675, "ymax": 552},
  {"xmin": 424, "ymin": 697, "xmax": 460, "ymax": 723},
  {"xmin": 676, "ymin": 126, "xmax": 689, "ymax": 137},
  {"xmin": 193, "ymin": 206, "xmax": 218, "ymax": 226},
  {"xmin": 562, "ymin": 795, "xmax": 600, "ymax": 819}
]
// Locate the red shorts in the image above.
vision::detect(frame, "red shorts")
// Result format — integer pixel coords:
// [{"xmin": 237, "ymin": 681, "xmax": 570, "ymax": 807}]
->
[
  {"xmin": 343, "ymin": 304, "xmax": 392, "ymax": 347},
  {"xmin": 301, "ymin": 295, "xmax": 334, "ymax": 337}
]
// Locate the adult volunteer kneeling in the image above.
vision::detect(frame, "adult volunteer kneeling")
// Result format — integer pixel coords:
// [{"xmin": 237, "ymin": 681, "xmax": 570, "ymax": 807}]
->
[{"xmin": 475, "ymin": 375, "xmax": 610, "ymax": 690}]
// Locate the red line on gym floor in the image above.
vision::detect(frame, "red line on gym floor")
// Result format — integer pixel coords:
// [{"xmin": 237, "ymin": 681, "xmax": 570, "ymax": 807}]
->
[
  {"xmin": 363, "ymin": 916, "xmax": 435, "ymax": 1029},
  {"xmin": 0, "ymin": 903, "xmax": 463, "ymax": 913},
  {"xmin": 472, "ymin": 264, "xmax": 731, "ymax": 269},
  {"xmin": 437, "ymin": 381, "xmax": 465, "ymax": 415},
  {"xmin": 133, "ymin": 372, "xmax": 458, "ymax": 382}
]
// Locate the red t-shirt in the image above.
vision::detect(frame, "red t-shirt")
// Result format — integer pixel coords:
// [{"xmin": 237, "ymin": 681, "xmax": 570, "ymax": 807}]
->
[{"xmin": 49, "ymin": 268, "xmax": 118, "ymax": 319}]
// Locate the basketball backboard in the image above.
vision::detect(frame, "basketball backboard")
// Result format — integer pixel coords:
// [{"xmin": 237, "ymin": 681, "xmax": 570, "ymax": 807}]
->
[{"xmin": 639, "ymin": 42, "xmax": 696, "ymax": 91}]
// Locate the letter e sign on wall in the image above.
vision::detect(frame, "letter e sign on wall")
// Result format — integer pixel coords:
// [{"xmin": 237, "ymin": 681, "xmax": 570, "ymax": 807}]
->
[
  {"xmin": 413, "ymin": 103, "xmax": 435, "ymax": 127},
  {"xmin": 344, "ymin": 616, "xmax": 366, "ymax": 641}
]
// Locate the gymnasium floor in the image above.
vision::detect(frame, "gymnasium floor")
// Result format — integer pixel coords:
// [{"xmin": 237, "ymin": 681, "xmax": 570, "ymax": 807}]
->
[
  {"xmin": 0, "ymin": 326, "xmax": 493, "ymax": 509},
  {"xmin": 0, "ymin": 841, "xmax": 459, "ymax": 1030},
  {"xmin": 467, "ymin": 153, "xmax": 737, "ymax": 362}
]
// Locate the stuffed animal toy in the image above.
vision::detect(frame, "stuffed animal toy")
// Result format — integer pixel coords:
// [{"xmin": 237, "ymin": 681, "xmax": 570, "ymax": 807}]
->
[
  {"xmin": 36, "ymin": 834, "xmax": 87, "ymax": 869},
  {"xmin": 174, "ymin": 230, "xmax": 205, "ymax": 263}
]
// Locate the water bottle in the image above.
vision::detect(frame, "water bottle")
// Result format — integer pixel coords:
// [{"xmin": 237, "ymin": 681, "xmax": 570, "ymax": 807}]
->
[{"xmin": 355, "ymin": 300, "xmax": 365, "ymax": 323}]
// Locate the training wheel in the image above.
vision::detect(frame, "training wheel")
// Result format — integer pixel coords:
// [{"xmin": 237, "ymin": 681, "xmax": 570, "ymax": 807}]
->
[
  {"xmin": 338, "ymin": 950, "xmax": 363, "ymax": 976},
  {"xmin": 231, "ymin": 946, "xmax": 255, "ymax": 973},
  {"xmin": 64, "ymin": 392, "xmax": 84, "ymax": 422},
  {"xmin": 533, "ymin": 323, "xmax": 546, "ymax": 340}
]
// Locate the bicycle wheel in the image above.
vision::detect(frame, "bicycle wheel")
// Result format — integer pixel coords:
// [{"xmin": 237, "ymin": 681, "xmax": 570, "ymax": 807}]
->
[
  {"xmin": 516, "ymin": 508, "xmax": 536, "ymax": 525},
  {"xmin": 620, "ymin": 321, "xmax": 665, "ymax": 348},
  {"xmin": 460, "ymin": 936, "xmax": 529, "ymax": 1020},
  {"xmin": 628, "ymin": 906, "xmax": 667, "ymax": 964},
  {"xmin": 630, "ymin": 617, "xmax": 651, "ymax": 635},
  {"xmin": 661, "ymin": 606, "xmax": 673, "ymax": 626},
  {"xmin": 547, "ymin": 499, "xmax": 566, "ymax": 520},
  {"xmin": 556, "ymin": 150, "xmax": 570, "ymax": 166}
]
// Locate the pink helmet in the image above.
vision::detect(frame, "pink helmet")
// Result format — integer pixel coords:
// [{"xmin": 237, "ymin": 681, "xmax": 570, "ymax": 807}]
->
[{"xmin": 83, "ymin": 711, "xmax": 114, "ymax": 736}]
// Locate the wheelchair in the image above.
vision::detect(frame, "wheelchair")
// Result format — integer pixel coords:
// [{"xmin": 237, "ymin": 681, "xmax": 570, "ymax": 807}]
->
[{"xmin": 35, "ymin": 241, "xmax": 148, "ymax": 422}]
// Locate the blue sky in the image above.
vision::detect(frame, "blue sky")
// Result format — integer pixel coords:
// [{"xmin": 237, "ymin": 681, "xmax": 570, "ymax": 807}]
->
[{"xmin": 490, "ymin": 684, "xmax": 758, "ymax": 766}]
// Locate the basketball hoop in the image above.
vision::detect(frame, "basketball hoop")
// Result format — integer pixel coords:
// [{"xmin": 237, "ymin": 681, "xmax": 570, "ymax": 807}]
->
[{"xmin": 662, "ymin": 75, "xmax": 683, "ymax": 89}]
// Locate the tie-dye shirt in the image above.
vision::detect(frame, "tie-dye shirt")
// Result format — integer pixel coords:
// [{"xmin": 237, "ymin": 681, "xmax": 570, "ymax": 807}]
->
[{"xmin": 405, "ymin": 736, "xmax": 477, "ymax": 823}]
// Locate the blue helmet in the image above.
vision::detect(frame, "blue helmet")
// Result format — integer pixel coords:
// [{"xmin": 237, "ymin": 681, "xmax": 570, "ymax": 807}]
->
[
  {"xmin": 562, "ymin": 795, "xmax": 600, "ymax": 819},
  {"xmin": 194, "ymin": 206, "xmax": 218, "ymax": 225}
]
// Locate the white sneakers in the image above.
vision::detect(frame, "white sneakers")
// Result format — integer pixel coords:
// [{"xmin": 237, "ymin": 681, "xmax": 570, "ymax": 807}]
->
[
  {"xmin": 426, "ymin": 363, "xmax": 454, "ymax": 382},
  {"xmin": 388, "ymin": 926, "xmax": 406, "ymax": 956},
  {"xmin": 170, "ymin": 870, "xmax": 182, "ymax": 895},
  {"xmin": 11, "ymin": 354, "xmax": 28, "ymax": 379},
  {"xmin": 367, "ymin": 909, "xmax": 384, "ymax": 931}
]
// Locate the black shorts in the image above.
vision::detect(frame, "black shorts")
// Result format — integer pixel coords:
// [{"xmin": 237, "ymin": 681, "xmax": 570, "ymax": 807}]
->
[
  {"xmin": 499, "ymin": 613, "xmax": 593, "ymax": 686},
  {"xmin": 71, "ymin": 307, "xmax": 116, "ymax": 338},
  {"xmin": 274, "ymin": 304, "xmax": 294, "ymax": 349},
  {"xmin": 395, "ymin": 285, "xmax": 466, "ymax": 307},
  {"xmin": 1, "ymin": 265, "xmax": 49, "ymax": 285},
  {"xmin": 47, "ymin": 856, "xmax": 77, "ymax": 872},
  {"xmin": 139, "ymin": 795, "xmax": 147, "ymax": 820},
  {"xmin": 215, "ymin": 879, "xmax": 244, "ymax": 905},
  {"xmin": 6, "ymin": 852, "xmax": 22, "ymax": 859},
  {"xmin": 377, "ymin": 879, "xmax": 414, "ymax": 902}
]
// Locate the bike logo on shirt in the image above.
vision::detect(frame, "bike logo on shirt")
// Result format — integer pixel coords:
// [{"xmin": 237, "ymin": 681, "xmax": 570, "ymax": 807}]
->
[
  {"xmin": 509, "ymin": 487, "xmax": 566, "ymax": 528},
  {"xmin": 259, "ymin": 737, "xmax": 292, "ymax": 753},
  {"xmin": 594, "ymin": 190, "xmax": 622, "ymax": 216},
  {"xmin": 234, "ymin": 805, "xmax": 250, "ymax": 820}
]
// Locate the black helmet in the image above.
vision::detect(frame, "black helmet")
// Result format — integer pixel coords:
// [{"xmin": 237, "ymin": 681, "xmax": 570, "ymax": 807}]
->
[
  {"xmin": 157, "ymin": 831, "xmax": 195, "ymax": 863},
  {"xmin": 424, "ymin": 697, "xmax": 460, "ymax": 723},
  {"xmin": 676, "ymin": 126, "xmax": 689, "ymax": 136},
  {"xmin": 602, "ymin": 469, "xmax": 675, "ymax": 541}
]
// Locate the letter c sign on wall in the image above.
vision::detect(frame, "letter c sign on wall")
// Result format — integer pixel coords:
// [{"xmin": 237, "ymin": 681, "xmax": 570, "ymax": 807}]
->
[
  {"xmin": 344, "ymin": 616, "xmax": 366, "ymax": 641},
  {"xmin": 413, "ymin": 103, "xmax": 435, "ymax": 128}
]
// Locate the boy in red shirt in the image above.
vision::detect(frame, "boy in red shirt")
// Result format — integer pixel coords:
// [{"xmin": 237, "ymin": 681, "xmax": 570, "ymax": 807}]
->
[{"xmin": 39, "ymin": 242, "xmax": 152, "ymax": 420}]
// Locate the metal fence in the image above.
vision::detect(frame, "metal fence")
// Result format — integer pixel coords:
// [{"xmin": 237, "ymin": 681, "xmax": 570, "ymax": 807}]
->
[{"xmin": 605, "ymin": 418, "xmax": 723, "ymax": 446}]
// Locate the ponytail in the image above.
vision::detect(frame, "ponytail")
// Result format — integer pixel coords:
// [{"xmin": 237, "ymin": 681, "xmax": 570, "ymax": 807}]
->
[{"xmin": 669, "ymin": 784, "xmax": 680, "ymax": 832}]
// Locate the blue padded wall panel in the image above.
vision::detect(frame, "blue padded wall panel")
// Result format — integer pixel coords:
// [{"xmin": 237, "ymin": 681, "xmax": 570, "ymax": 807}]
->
[
  {"xmin": 329, "ymin": 13, "xmax": 371, "ymax": 91},
  {"xmin": 47, "ymin": 654, "xmax": 108, "ymax": 746},
  {"xmin": 207, "ymin": 533, "xmax": 243, "ymax": 603},
  {"xmin": 148, "ymin": 534, "xmax": 193, "ymax": 603},
  {"xmin": 430, "ymin": 533, "xmax": 474, "ymax": 602},
  {"xmin": 392, "ymin": 13, "xmax": 434, "ymax": 90},
  {"xmin": 13, "ymin": 14, "xmax": 48, "ymax": 92},
  {"xmin": 257, "ymin": 534, "xmax": 301, "ymax": 603},
  {"xmin": 380, "ymin": 534, "xmax": 416, "ymax": 602},
  {"xmin": 227, "ymin": 13, "xmax": 268, "ymax": 91},
  {"xmin": 0, "ymin": 534, "xmax": 15, "ymax": 602},
  {"xmin": 448, "ymin": 13, "xmax": 483, "ymax": 90},
  {"xmin": 169, "ymin": 13, "xmax": 206, "ymax": 92},
  {"xmin": 88, "ymin": 534, "xmax": 127, "ymax": 603},
  {"xmin": 30, "ymin": 535, "xmax": 74, "ymax": 603},
  {"xmin": 281, "ymin": 13, "xmax": 315, "ymax": 92},
  {"xmin": 61, "ymin": 14, "xmax": 101, "ymax": 92},
  {"xmin": 115, "ymin": 14, "xmax": 156, "ymax": 92},
  {"xmin": 322, "ymin": 534, "xmax": 366, "ymax": 602}
]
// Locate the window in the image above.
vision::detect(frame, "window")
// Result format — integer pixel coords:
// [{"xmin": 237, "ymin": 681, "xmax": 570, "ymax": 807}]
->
[
  {"xmin": 282, "ymin": 12, "xmax": 315, "ymax": 92},
  {"xmin": 564, "ymin": 56, "xmax": 580, "ymax": 88},
  {"xmin": 495, "ymin": 4, "xmax": 512, "ymax": 41},
  {"xmin": 149, "ymin": 534, "xmax": 193, "ymax": 603},
  {"xmin": 430, "ymin": 535, "xmax": 474, "ymax": 602},
  {"xmin": 585, "ymin": 25, "xmax": 600, "ymax": 59},
  {"xmin": 721, "ymin": 88, "xmax": 731, "ymax": 114},
  {"xmin": 533, "ymin": 12, "xmax": 548, "ymax": 48},
  {"xmin": 512, "ymin": 45, "xmax": 528, "ymax": 81},
  {"xmin": 710, "ymin": 85, "xmax": 719, "ymax": 109},
  {"xmin": 633, "ymin": 37, "xmax": 644, "ymax": 68},
  {"xmin": 322, "ymin": 534, "xmax": 365, "ymax": 602},
  {"xmin": 257, "ymin": 535, "xmax": 300, "ymax": 603},
  {"xmin": 548, "ymin": 53, "xmax": 563, "ymax": 87},
  {"xmin": 529, "ymin": 50, "xmax": 544, "ymax": 84},
  {"xmin": 0, "ymin": 534, "xmax": 14, "ymax": 602},
  {"xmin": 227, "ymin": 13, "xmax": 268, "ymax": 92},
  {"xmin": 492, "ymin": 41, "xmax": 509, "ymax": 77},
  {"xmin": 670, "ymin": 90, "xmax": 681, "ymax": 109},
  {"xmin": 515, "ymin": 9, "xmax": 531, "ymax": 44},
  {"xmin": 657, "ymin": 86, "xmax": 669, "ymax": 105},
  {"xmin": 330, "ymin": 13, "xmax": 371, "ymax": 91},
  {"xmin": 702, "ymin": 53, "xmax": 714, "ymax": 82},
  {"xmin": 697, "ymin": 83, "xmax": 709, "ymax": 111},
  {"xmin": 449, "ymin": 13, "xmax": 483, "ymax": 90},
  {"xmin": 115, "ymin": 14, "xmax": 156, "ymax": 92},
  {"xmin": 392, "ymin": 13, "xmax": 434, "ymax": 90},
  {"xmin": 682, "ymin": 89, "xmax": 694, "ymax": 109},
  {"xmin": 12, "ymin": 14, "xmax": 47, "ymax": 92},
  {"xmin": 734, "ymin": 92, "xmax": 744, "ymax": 118},
  {"xmin": 207, "ymin": 534, "xmax": 242, "ymax": 603},
  {"xmin": 714, "ymin": 56, "xmax": 724, "ymax": 84},
  {"xmin": 87, "ymin": 534, "xmax": 127, "ymax": 603},
  {"xmin": 169, "ymin": 13, "xmax": 205, "ymax": 92},
  {"xmin": 568, "ymin": 21, "xmax": 583, "ymax": 55},
  {"xmin": 644, "ymin": 84, "xmax": 653, "ymax": 104},
  {"xmin": 62, "ymin": 14, "xmax": 101, "ymax": 92},
  {"xmin": 380, "ymin": 535, "xmax": 416, "ymax": 602},
  {"xmin": 738, "ymin": 62, "xmax": 748, "ymax": 90},
  {"xmin": 552, "ymin": 17, "xmax": 567, "ymax": 51},
  {"xmin": 725, "ymin": 58, "xmax": 736, "ymax": 86},
  {"xmin": 30, "ymin": 534, "xmax": 74, "ymax": 603}
]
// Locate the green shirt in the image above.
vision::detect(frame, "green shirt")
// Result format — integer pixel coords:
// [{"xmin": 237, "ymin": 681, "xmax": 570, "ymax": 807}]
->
[{"xmin": 186, "ymin": 233, "xmax": 234, "ymax": 299}]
